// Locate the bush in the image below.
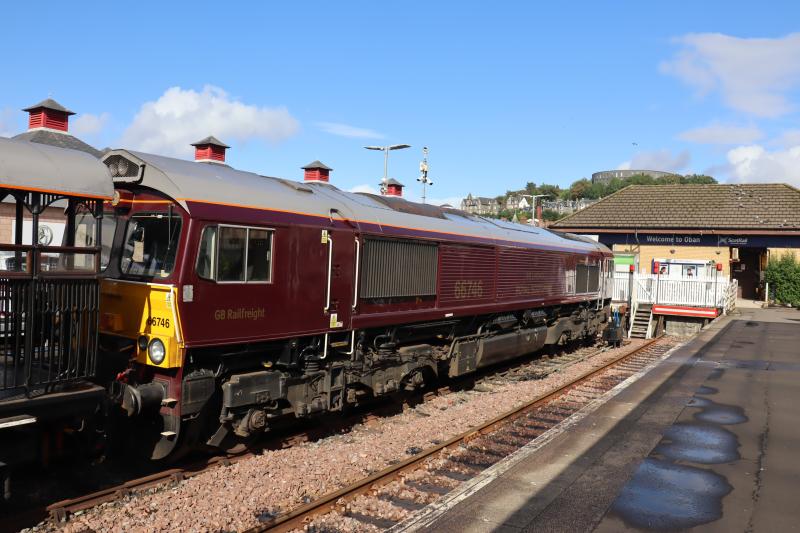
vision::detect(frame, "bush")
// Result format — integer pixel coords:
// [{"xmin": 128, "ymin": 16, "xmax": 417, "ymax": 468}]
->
[{"xmin": 765, "ymin": 253, "xmax": 800, "ymax": 307}]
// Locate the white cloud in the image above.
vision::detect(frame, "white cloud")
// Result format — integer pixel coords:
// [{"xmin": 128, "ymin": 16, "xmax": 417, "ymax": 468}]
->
[
  {"xmin": 678, "ymin": 123, "xmax": 763, "ymax": 145},
  {"xmin": 727, "ymin": 144, "xmax": 800, "ymax": 186},
  {"xmin": 121, "ymin": 86, "xmax": 299, "ymax": 157},
  {"xmin": 317, "ymin": 122, "xmax": 384, "ymax": 139},
  {"xmin": 0, "ymin": 107, "xmax": 18, "ymax": 137},
  {"xmin": 72, "ymin": 112, "xmax": 110, "ymax": 136},
  {"xmin": 661, "ymin": 33, "xmax": 800, "ymax": 117},
  {"xmin": 773, "ymin": 129, "xmax": 800, "ymax": 148},
  {"xmin": 618, "ymin": 149, "xmax": 691, "ymax": 172}
]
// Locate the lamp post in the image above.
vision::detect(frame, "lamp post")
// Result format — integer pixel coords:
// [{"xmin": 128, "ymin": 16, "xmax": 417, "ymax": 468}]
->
[
  {"xmin": 417, "ymin": 146, "xmax": 433, "ymax": 203},
  {"xmin": 364, "ymin": 144, "xmax": 411, "ymax": 194},
  {"xmin": 522, "ymin": 194, "xmax": 550, "ymax": 226}
]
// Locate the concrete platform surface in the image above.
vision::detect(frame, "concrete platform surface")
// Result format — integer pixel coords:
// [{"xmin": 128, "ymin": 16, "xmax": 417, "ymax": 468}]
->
[{"xmin": 403, "ymin": 307, "xmax": 800, "ymax": 533}]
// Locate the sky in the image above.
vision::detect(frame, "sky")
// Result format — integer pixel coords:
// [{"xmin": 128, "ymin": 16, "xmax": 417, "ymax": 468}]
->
[{"xmin": 2, "ymin": 1, "xmax": 800, "ymax": 206}]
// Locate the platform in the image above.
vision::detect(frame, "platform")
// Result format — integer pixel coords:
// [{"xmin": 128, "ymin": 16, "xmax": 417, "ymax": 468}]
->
[{"xmin": 400, "ymin": 306, "xmax": 800, "ymax": 532}]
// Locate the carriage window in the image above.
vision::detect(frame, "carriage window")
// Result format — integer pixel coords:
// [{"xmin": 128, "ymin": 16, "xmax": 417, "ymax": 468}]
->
[
  {"xmin": 120, "ymin": 213, "xmax": 182, "ymax": 278},
  {"xmin": 198, "ymin": 225, "xmax": 272, "ymax": 283}
]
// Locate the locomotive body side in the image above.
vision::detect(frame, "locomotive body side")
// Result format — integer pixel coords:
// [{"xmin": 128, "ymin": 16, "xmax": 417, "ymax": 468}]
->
[{"xmin": 99, "ymin": 149, "xmax": 613, "ymax": 459}]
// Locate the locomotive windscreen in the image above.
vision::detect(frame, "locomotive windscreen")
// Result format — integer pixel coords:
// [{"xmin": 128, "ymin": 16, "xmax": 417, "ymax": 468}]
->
[{"xmin": 360, "ymin": 238, "xmax": 438, "ymax": 299}]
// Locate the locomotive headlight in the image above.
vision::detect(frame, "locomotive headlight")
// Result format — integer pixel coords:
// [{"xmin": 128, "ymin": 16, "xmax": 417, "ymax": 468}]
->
[{"xmin": 148, "ymin": 338, "xmax": 166, "ymax": 365}]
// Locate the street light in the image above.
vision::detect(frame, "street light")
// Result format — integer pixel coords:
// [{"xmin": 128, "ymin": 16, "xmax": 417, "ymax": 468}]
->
[
  {"xmin": 417, "ymin": 146, "xmax": 433, "ymax": 203},
  {"xmin": 522, "ymin": 194, "xmax": 550, "ymax": 227},
  {"xmin": 364, "ymin": 144, "xmax": 411, "ymax": 194}
]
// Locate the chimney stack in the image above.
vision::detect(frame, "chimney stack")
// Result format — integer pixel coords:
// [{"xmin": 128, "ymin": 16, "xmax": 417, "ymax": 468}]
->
[
  {"xmin": 191, "ymin": 136, "xmax": 229, "ymax": 163},
  {"xmin": 384, "ymin": 178, "xmax": 404, "ymax": 197},
  {"xmin": 302, "ymin": 160, "xmax": 332, "ymax": 182},
  {"xmin": 23, "ymin": 98, "xmax": 74, "ymax": 132}
]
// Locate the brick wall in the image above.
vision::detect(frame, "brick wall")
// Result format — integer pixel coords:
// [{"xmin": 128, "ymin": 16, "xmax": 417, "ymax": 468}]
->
[
  {"xmin": 0, "ymin": 202, "xmax": 67, "ymax": 244},
  {"xmin": 767, "ymin": 247, "xmax": 800, "ymax": 262}
]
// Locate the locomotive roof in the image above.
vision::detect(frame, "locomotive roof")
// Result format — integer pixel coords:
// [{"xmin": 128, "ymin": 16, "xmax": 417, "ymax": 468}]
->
[
  {"xmin": 0, "ymin": 136, "xmax": 113, "ymax": 200},
  {"xmin": 102, "ymin": 148, "xmax": 609, "ymax": 255}
]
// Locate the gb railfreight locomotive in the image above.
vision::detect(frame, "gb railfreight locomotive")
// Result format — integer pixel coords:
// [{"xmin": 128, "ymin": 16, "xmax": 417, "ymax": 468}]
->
[
  {"xmin": 97, "ymin": 141, "xmax": 614, "ymax": 460},
  {"xmin": 0, "ymin": 134, "xmax": 614, "ymax": 479}
]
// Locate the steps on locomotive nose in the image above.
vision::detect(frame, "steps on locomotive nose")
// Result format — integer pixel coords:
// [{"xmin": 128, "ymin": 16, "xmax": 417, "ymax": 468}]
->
[
  {"xmin": 0, "ymin": 415, "xmax": 37, "ymax": 430},
  {"xmin": 629, "ymin": 303, "xmax": 653, "ymax": 339}
]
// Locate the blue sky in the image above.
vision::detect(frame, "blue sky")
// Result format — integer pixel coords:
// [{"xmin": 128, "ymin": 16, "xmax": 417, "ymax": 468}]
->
[{"xmin": 2, "ymin": 1, "xmax": 800, "ymax": 205}]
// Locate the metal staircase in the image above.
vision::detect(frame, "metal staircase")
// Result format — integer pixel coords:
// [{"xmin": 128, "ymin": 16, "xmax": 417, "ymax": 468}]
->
[{"xmin": 629, "ymin": 303, "xmax": 653, "ymax": 339}]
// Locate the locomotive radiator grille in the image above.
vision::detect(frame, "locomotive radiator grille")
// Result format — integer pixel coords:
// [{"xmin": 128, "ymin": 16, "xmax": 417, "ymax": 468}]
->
[{"xmin": 360, "ymin": 238, "xmax": 438, "ymax": 299}]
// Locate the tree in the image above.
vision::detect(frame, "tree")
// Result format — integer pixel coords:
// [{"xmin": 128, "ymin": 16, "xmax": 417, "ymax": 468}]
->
[
  {"xmin": 682, "ymin": 174, "xmax": 717, "ymax": 184},
  {"xmin": 765, "ymin": 253, "xmax": 800, "ymax": 307},
  {"xmin": 538, "ymin": 183, "xmax": 562, "ymax": 200},
  {"xmin": 542, "ymin": 209, "xmax": 567, "ymax": 222}
]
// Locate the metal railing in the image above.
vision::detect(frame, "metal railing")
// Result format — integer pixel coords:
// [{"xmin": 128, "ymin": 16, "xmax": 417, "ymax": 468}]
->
[
  {"xmin": 612, "ymin": 272, "xmax": 737, "ymax": 312},
  {"xmin": 0, "ymin": 244, "xmax": 101, "ymax": 399}
]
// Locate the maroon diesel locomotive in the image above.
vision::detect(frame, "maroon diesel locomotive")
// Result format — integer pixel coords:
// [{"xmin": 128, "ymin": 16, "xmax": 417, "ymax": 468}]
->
[{"xmin": 98, "ymin": 142, "xmax": 614, "ymax": 460}]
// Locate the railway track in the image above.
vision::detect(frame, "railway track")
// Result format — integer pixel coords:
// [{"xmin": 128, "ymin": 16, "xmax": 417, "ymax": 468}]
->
[
  {"xmin": 247, "ymin": 336, "xmax": 676, "ymax": 533},
  {"xmin": 13, "ymin": 338, "xmax": 654, "ymax": 531}
]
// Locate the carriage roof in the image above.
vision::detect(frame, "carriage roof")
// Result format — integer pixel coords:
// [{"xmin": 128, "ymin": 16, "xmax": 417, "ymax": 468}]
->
[{"xmin": 0, "ymin": 137, "xmax": 114, "ymax": 200}]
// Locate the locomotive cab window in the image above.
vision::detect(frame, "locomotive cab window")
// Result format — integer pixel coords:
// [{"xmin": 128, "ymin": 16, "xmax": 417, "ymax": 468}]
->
[
  {"xmin": 197, "ymin": 225, "xmax": 272, "ymax": 283},
  {"xmin": 73, "ymin": 206, "xmax": 118, "ymax": 270},
  {"xmin": 120, "ymin": 213, "xmax": 182, "ymax": 278}
]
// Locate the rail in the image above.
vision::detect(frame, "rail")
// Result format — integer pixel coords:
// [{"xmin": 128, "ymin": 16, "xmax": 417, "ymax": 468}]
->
[
  {"xmin": 250, "ymin": 338, "xmax": 667, "ymax": 533},
  {"xmin": 35, "ymin": 339, "xmax": 660, "ymax": 529}
]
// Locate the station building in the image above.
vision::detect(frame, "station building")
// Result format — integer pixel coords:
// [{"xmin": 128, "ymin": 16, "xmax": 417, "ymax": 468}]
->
[{"xmin": 551, "ymin": 184, "xmax": 800, "ymax": 300}]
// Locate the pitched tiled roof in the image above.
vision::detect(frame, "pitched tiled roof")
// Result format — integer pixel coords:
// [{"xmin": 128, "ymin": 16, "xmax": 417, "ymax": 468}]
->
[
  {"xmin": 22, "ymin": 98, "xmax": 75, "ymax": 115},
  {"xmin": 191, "ymin": 135, "xmax": 230, "ymax": 148},
  {"xmin": 12, "ymin": 129, "xmax": 103, "ymax": 158},
  {"xmin": 302, "ymin": 160, "xmax": 332, "ymax": 170},
  {"xmin": 551, "ymin": 184, "xmax": 800, "ymax": 231}
]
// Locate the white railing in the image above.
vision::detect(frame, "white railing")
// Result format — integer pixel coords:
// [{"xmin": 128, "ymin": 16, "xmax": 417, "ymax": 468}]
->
[{"xmin": 612, "ymin": 272, "xmax": 736, "ymax": 312}]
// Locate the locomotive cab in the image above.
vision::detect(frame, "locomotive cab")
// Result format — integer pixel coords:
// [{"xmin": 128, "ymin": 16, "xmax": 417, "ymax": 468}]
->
[{"xmin": 97, "ymin": 187, "xmax": 189, "ymax": 460}]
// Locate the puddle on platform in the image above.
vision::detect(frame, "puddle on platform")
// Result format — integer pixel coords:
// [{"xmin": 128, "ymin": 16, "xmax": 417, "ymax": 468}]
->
[
  {"xmin": 609, "ymin": 390, "xmax": 746, "ymax": 529},
  {"xmin": 611, "ymin": 458, "xmax": 732, "ymax": 530},
  {"xmin": 693, "ymin": 400, "xmax": 747, "ymax": 425},
  {"xmin": 695, "ymin": 385, "xmax": 718, "ymax": 395},
  {"xmin": 687, "ymin": 397, "xmax": 712, "ymax": 407},
  {"xmin": 655, "ymin": 422, "xmax": 739, "ymax": 464}
]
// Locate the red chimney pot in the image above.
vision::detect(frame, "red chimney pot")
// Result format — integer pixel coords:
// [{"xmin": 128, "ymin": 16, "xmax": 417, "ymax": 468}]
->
[
  {"xmin": 302, "ymin": 160, "xmax": 332, "ymax": 182},
  {"xmin": 191, "ymin": 136, "xmax": 229, "ymax": 163},
  {"xmin": 23, "ymin": 98, "xmax": 74, "ymax": 132},
  {"xmin": 383, "ymin": 178, "xmax": 404, "ymax": 197}
]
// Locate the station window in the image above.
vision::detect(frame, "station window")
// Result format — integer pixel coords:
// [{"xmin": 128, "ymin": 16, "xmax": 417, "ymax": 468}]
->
[{"xmin": 197, "ymin": 225, "xmax": 272, "ymax": 283}]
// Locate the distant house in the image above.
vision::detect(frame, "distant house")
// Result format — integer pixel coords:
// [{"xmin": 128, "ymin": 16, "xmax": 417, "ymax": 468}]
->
[
  {"xmin": 461, "ymin": 194, "xmax": 500, "ymax": 216},
  {"xmin": 505, "ymin": 194, "xmax": 529, "ymax": 212},
  {"xmin": 541, "ymin": 198, "xmax": 598, "ymax": 214}
]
